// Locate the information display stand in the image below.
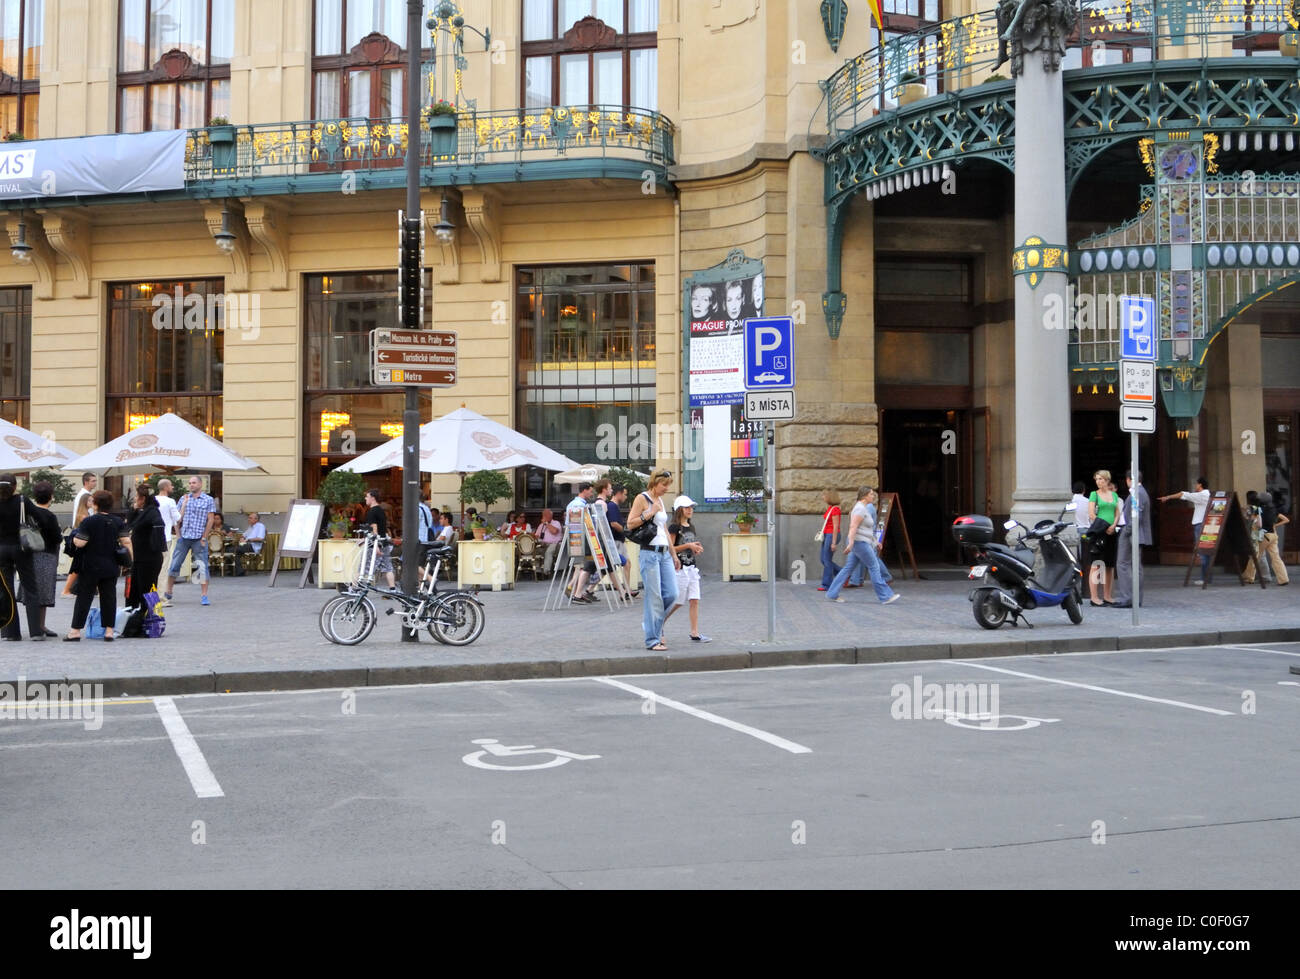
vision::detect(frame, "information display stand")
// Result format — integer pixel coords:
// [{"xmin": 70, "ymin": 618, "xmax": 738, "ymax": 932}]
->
[
  {"xmin": 876, "ymin": 492, "xmax": 919, "ymax": 580},
  {"xmin": 1184, "ymin": 490, "xmax": 1265, "ymax": 588},
  {"xmin": 269, "ymin": 498, "xmax": 324, "ymax": 588}
]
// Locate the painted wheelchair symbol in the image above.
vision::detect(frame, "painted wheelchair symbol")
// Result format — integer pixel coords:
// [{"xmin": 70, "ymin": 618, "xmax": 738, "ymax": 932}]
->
[
  {"xmin": 940, "ymin": 711, "xmax": 1061, "ymax": 731},
  {"xmin": 461, "ymin": 739, "xmax": 602, "ymax": 771}
]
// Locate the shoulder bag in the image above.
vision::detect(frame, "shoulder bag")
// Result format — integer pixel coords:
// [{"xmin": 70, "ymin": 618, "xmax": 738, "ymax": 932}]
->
[
  {"xmin": 626, "ymin": 492, "xmax": 660, "ymax": 548},
  {"xmin": 18, "ymin": 497, "xmax": 44, "ymax": 553}
]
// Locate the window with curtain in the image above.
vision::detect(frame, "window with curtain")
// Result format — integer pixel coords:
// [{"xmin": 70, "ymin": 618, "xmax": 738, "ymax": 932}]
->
[
  {"xmin": 312, "ymin": 0, "xmax": 432, "ymax": 121},
  {"xmin": 521, "ymin": 0, "xmax": 658, "ymax": 110},
  {"xmin": 117, "ymin": 0, "xmax": 232, "ymax": 132},
  {"xmin": 0, "ymin": 0, "xmax": 43, "ymax": 139},
  {"xmin": 0, "ymin": 286, "xmax": 30, "ymax": 429}
]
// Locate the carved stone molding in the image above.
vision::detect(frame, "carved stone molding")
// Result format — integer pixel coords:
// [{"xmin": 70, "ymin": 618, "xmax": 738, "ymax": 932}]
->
[
  {"xmin": 203, "ymin": 202, "xmax": 250, "ymax": 293},
  {"xmin": 564, "ymin": 16, "xmax": 618, "ymax": 49},
  {"xmin": 460, "ymin": 188, "xmax": 502, "ymax": 283},
  {"xmin": 995, "ymin": 0, "xmax": 1079, "ymax": 76},
  {"xmin": 705, "ymin": 0, "xmax": 759, "ymax": 33},
  {"xmin": 421, "ymin": 189, "xmax": 460, "ymax": 285},
  {"xmin": 35, "ymin": 210, "xmax": 91, "ymax": 298},
  {"xmin": 153, "ymin": 48, "xmax": 196, "ymax": 81},
  {"xmin": 240, "ymin": 199, "xmax": 290, "ymax": 291},
  {"xmin": 5, "ymin": 215, "xmax": 56, "ymax": 300},
  {"xmin": 350, "ymin": 31, "xmax": 402, "ymax": 65}
]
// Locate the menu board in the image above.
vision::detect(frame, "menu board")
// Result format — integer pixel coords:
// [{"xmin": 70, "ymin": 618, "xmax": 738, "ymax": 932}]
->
[
  {"xmin": 282, "ymin": 499, "xmax": 326, "ymax": 557},
  {"xmin": 1190, "ymin": 490, "xmax": 1263, "ymax": 586}
]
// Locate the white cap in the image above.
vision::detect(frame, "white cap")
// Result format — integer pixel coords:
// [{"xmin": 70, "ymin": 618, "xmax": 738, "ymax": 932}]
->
[{"xmin": 672, "ymin": 495, "xmax": 697, "ymax": 509}]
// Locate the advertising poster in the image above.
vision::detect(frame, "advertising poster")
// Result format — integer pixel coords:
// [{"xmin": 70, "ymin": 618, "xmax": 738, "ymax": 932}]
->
[{"xmin": 686, "ymin": 267, "xmax": 766, "ymax": 503}]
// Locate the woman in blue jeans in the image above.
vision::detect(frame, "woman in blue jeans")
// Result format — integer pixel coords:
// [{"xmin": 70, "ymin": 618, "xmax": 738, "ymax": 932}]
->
[
  {"xmin": 627, "ymin": 470, "xmax": 678, "ymax": 651},
  {"xmin": 818, "ymin": 488, "xmax": 842, "ymax": 590},
  {"xmin": 827, "ymin": 486, "xmax": 898, "ymax": 604}
]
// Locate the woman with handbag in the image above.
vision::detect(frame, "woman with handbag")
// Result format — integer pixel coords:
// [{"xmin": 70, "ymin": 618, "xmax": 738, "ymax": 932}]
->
[
  {"xmin": 125, "ymin": 483, "xmax": 167, "ymax": 603},
  {"xmin": 0, "ymin": 473, "xmax": 44, "ymax": 641},
  {"xmin": 626, "ymin": 470, "xmax": 678, "ymax": 652},
  {"xmin": 18, "ymin": 480, "xmax": 63, "ymax": 640},
  {"xmin": 64, "ymin": 489, "xmax": 130, "ymax": 642},
  {"xmin": 817, "ymin": 489, "xmax": 842, "ymax": 591},
  {"xmin": 1087, "ymin": 470, "xmax": 1120, "ymax": 606}
]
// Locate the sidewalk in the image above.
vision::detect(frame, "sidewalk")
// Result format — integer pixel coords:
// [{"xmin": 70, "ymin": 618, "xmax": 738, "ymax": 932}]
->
[{"xmin": 2, "ymin": 566, "xmax": 1296, "ymax": 696}]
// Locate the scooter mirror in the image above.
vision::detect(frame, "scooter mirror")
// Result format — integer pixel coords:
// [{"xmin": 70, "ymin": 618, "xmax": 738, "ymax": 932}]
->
[
  {"xmin": 1064, "ymin": 502, "xmax": 1078, "ymax": 511},
  {"xmin": 1003, "ymin": 520, "xmax": 1018, "ymax": 530}
]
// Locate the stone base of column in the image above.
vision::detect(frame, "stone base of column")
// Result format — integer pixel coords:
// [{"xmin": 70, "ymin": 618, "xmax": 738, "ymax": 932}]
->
[{"xmin": 1010, "ymin": 488, "xmax": 1072, "ymax": 532}]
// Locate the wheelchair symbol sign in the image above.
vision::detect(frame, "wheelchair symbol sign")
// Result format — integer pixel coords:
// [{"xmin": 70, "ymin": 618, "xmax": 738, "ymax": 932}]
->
[
  {"xmin": 462, "ymin": 738, "xmax": 601, "ymax": 771},
  {"xmin": 941, "ymin": 711, "xmax": 1061, "ymax": 731}
]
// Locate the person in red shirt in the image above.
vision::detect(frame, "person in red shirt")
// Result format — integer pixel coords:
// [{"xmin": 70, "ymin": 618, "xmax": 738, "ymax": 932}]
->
[
  {"xmin": 818, "ymin": 489, "xmax": 842, "ymax": 591},
  {"xmin": 507, "ymin": 514, "xmax": 532, "ymax": 539}
]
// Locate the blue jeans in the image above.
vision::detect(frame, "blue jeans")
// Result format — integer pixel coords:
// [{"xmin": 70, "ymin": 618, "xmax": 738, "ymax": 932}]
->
[
  {"xmin": 639, "ymin": 546, "xmax": 678, "ymax": 648},
  {"xmin": 1192, "ymin": 522, "xmax": 1210, "ymax": 578},
  {"xmin": 168, "ymin": 536, "xmax": 209, "ymax": 584},
  {"xmin": 827, "ymin": 540, "xmax": 895, "ymax": 602},
  {"xmin": 819, "ymin": 534, "xmax": 841, "ymax": 587}
]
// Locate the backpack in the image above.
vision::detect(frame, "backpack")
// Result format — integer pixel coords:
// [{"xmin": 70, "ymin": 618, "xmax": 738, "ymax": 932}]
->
[
  {"xmin": 142, "ymin": 590, "xmax": 167, "ymax": 639},
  {"xmin": 418, "ymin": 502, "xmax": 434, "ymax": 543}
]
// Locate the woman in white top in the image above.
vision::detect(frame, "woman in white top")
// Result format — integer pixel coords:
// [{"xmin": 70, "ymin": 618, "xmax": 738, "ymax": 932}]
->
[{"xmin": 626, "ymin": 470, "xmax": 678, "ymax": 651}]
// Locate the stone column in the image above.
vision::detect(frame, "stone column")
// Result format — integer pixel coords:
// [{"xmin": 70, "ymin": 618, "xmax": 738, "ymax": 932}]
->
[{"xmin": 1004, "ymin": 0, "xmax": 1077, "ymax": 528}]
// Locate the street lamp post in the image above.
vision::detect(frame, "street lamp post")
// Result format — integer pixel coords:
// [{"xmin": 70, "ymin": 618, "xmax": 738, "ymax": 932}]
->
[{"xmin": 399, "ymin": 0, "xmax": 423, "ymax": 639}]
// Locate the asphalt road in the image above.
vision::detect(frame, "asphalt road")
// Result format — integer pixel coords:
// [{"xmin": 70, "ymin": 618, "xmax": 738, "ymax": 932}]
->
[{"xmin": 4, "ymin": 641, "xmax": 1299, "ymax": 889}]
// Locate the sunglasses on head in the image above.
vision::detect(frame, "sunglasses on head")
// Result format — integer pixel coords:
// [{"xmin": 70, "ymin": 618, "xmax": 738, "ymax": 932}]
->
[{"xmin": 652, "ymin": 470, "xmax": 672, "ymax": 479}]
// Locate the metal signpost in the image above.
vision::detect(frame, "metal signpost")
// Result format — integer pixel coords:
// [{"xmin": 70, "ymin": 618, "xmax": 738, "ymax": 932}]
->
[
  {"xmin": 1119, "ymin": 295, "xmax": 1157, "ymax": 626},
  {"xmin": 744, "ymin": 316, "xmax": 795, "ymax": 643}
]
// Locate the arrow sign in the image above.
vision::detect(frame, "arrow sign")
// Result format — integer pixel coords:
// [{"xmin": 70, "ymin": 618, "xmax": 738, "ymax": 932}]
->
[{"xmin": 1120, "ymin": 404, "xmax": 1155, "ymax": 433}]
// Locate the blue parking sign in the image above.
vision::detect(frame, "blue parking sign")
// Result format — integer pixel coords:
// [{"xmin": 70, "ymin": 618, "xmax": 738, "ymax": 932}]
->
[
  {"xmin": 1119, "ymin": 295, "xmax": 1157, "ymax": 361},
  {"xmin": 744, "ymin": 317, "xmax": 795, "ymax": 390}
]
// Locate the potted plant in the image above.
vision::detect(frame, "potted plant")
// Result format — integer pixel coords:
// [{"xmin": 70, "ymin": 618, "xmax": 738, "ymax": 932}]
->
[
  {"xmin": 207, "ymin": 116, "xmax": 237, "ymax": 170},
  {"xmin": 328, "ymin": 515, "xmax": 352, "ymax": 540},
  {"xmin": 728, "ymin": 476, "xmax": 765, "ymax": 534},
  {"xmin": 606, "ymin": 466, "xmax": 646, "ymax": 497},
  {"xmin": 317, "ymin": 468, "xmax": 368, "ymax": 532},
  {"xmin": 896, "ymin": 72, "xmax": 928, "ymax": 106},
  {"xmin": 459, "ymin": 469, "xmax": 513, "ymax": 531},
  {"xmin": 428, "ymin": 99, "xmax": 458, "ymax": 158},
  {"xmin": 18, "ymin": 468, "xmax": 77, "ymax": 504},
  {"xmin": 469, "ymin": 513, "xmax": 490, "ymax": 541}
]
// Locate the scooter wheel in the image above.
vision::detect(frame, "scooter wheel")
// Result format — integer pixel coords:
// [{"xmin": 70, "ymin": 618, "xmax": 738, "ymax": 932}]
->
[
  {"xmin": 972, "ymin": 590, "xmax": 1008, "ymax": 630},
  {"xmin": 1063, "ymin": 589, "xmax": 1083, "ymax": 625}
]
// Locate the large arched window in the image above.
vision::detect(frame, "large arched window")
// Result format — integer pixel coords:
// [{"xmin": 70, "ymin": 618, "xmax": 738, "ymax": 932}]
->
[
  {"xmin": 312, "ymin": 0, "xmax": 431, "ymax": 120},
  {"xmin": 521, "ymin": 0, "xmax": 658, "ymax": 111},
  {"xmin": 117, "ymin": 0, "xmax": 233, "ymax": 132}
]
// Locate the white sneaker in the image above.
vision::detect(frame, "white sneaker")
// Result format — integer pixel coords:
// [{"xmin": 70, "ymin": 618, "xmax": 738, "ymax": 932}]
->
[
  {"xmin": 832, "ymin": 597, "xmax": 846, "ymax": 603},
  {"xmin": 1192, "ymin": 580, "xmax": 1204, "ymax": 586},
  {"xmin": 883, "ymin": 593, "xmax": 901, "ymax": 604}
]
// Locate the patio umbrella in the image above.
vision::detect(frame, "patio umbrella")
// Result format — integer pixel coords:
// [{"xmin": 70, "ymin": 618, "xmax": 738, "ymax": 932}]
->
[
  {"xmin": 337, "ymin": 407, "xmax": 579, "ymax": 475},
  {"xmin": 552, "ymin": 464, "xmax": 650, "ymax": 485},
  {"xmin": 57, "ymin": 412, "xmax": 266, "ymax": 475},
  {"xmin": 0, "ymin": 418, "xmax": 80, "ymax": 473}
]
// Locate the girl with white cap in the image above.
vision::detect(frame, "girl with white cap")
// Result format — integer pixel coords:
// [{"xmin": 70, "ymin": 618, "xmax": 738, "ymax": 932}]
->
[{"xmin": 663, "ymin": 495, "xmax": 710, "ymax": 642}]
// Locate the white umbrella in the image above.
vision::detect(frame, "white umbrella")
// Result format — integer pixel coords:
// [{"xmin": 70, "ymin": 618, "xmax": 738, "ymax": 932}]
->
[
  {"xmin": 58, "ymin": 412, "xmax": 266, "ymax": 475},
  {"xmin": 552, "ymin": 463, "xmax": 649, "ymax": 485},
  {"xmin": 337, "ymin": 407, "xmax": 579, "ymax": 475},
  {"xmin": 0, "ymin": 418, "xmax": 80, "ymax": 473}
]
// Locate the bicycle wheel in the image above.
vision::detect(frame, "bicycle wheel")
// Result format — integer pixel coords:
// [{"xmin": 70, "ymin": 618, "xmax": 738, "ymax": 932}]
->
[
  {"xmin": 428, "ymin": 594, "xmax": 485, "ymax": 646},
  {"xmin": 321, "ymin": 595, "xmax": 377, "ymax": 645}
]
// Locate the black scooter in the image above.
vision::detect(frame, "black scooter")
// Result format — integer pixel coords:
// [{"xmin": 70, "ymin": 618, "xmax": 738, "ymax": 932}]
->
[{"xmin": 951, "ymin": 507, "xmax": 1085, "ymax": 630}]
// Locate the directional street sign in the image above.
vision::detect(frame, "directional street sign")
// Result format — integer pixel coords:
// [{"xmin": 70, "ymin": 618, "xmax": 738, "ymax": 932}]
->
[
  {"xmin": 744, "ymin": 316, "xmax": 795, "ymax": 390},
  {"xmin": 1119, "ymin": 295, "xmax": 1157, "ymax": 361},
  {"xmin": 370, "ymin": 329, "xmax": 457, "ymax": 387},
  {"xmin": 1120, "ymin": 360, "xmax": 1156, "ymax": 405},
  {"xmin": 744, "ymin": 389, "xmax": 796, "ymax": 421},
  {"xmin": 1119, "ymin": 404, "xmax": 1156, "ymax": 433}
]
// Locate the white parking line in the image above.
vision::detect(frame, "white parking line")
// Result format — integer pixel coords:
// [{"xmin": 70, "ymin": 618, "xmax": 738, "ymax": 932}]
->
[
  {"xmin": 949, "ymin": 661, "xmax": 1234, "ymax": 716},
  {"xmin": 154, "ymin": 697, "xmax": 225, "ymax": 798},
  {"xmin": 1223, "ymin": 644, "xmax": 1300, "ymax": 658},
  {"xmin": 593, "ymin": 677, "xmax": 813, "ymax": 754}
]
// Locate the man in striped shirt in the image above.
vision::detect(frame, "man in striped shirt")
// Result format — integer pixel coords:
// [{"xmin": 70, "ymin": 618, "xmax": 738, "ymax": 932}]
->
[{"xmin": 162, "ymin": 475, "xmax": 217, "ymax": 607}]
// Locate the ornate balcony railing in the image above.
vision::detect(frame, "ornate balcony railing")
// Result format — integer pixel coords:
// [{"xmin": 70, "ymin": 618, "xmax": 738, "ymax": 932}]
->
[
  {"xmin": 184, "ymin": 104, "xmax": 675, "ymax": 190},
  {"xmin": 824, "ymin": 0, "xmax": 1300, "ymax": 136}
]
